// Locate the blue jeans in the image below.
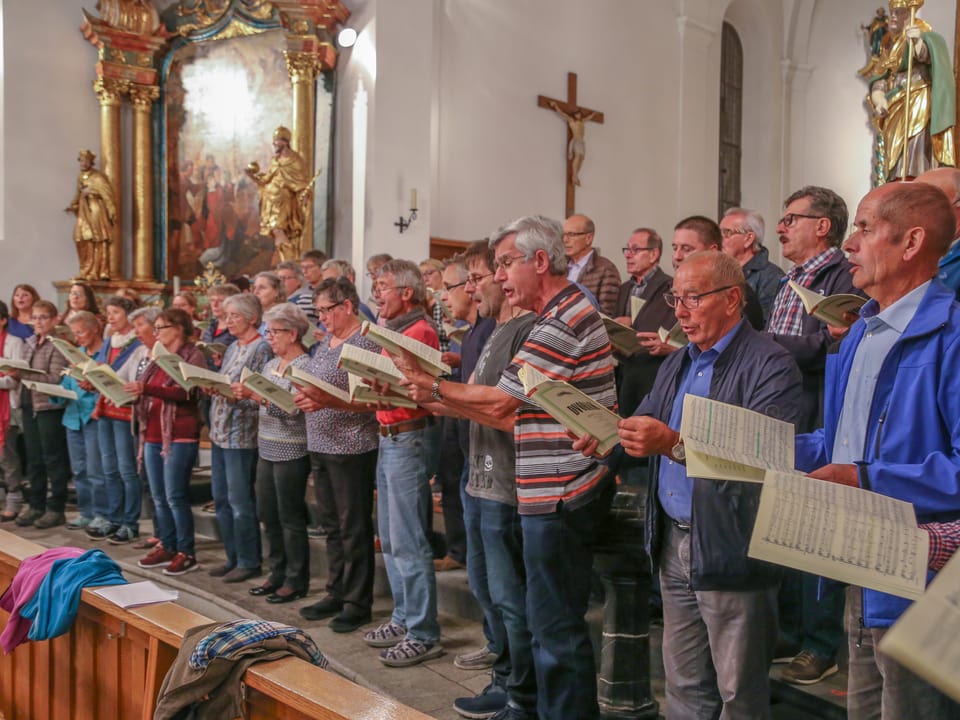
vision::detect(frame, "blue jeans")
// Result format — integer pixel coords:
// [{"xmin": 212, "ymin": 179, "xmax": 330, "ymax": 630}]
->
[
  {"xmin": 99, "ymin": 417, "xmax": 140, "ymax": 529},
  {"xmin": 144, "ymin": 441, "xmax": 198, "ymax": 556},
  {"xmin": 210, "ymin": 444, "xmax": 260, "ymax": 569},
  {"xmin": 522, "ymin": 486, "xmax": 612, "ymax": 720},
  {"xmin": 377, "ymin": 429, "xmax": 439, "ymax": 644},
  {"xmin": 480, "ymin": 497, "xmax": 536, "ymax": 712},
  {"xmin": 66, "ymin": 420, "xmax": 106, "ymax": 520},
  {"xmin": 463, "ymin": 480, "xmax": 507, "ymax": 671}
]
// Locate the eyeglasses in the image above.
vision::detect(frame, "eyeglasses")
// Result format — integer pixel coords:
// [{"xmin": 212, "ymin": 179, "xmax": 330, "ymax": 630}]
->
[
  {"xmin": 154, "ymin": 324, "xmax": 174, "ymax": 331},
  {"xmin": 563, "ymin": 231, "xmax": 590, "ymax": 238},
  {"xmin": 264, "ymin": 327, "xmax": 295, "ymax": 336},
  {"xmin": 465, "ymin": 271, "xmax": 495, "ymax": 287},
  {"xmin": 443, "ymin": 281, "xmax": 467, "ymax": 292},
  {"xmin": 377, "ymin": 285, "xmax": 407, "ymax": 295},
  {"xmin": 421, "ymin": 268, "xmax": 440, "ymax": 277},
  {"xmin": 663, "ymin": 285, "xmax": 736, "ymax": 310},
  {"xmin": 778, "ymin": 213, "xmax": 824, "ymax": 228},
  {"xmin": 493, "ymin": 253, "xmax": 527, "ymax": 271},
  {"xmin": 621, "ymin": 246, "xmax": 656, "ymax": 256},
  {"xmin": 30, "ymin": 315, "xmax": 53, "ymax": 322},
  {"xmin": 719, "ymin": 228, "xmax": 748, "ymax": 239},
  {"xmin": 315, "ymin": 302, "xmax": 343, "ymax": 315}
]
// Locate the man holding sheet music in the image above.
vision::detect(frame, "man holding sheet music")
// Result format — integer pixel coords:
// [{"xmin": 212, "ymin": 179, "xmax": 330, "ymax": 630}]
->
[
  {"xmin": 795, "ymin": 181, "xmax": 960, "ymax": 719},
  {"xmin": 395, "ymin": 216, "xmax": 616, "ymax": 720},
  {"xmin": 583, "ymin": 250, "xmax": 802, "ymax": 719}
]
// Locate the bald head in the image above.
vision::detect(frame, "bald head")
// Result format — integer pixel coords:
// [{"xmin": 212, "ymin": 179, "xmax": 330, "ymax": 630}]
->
[
  {"xmin": 563, "ymin": 214, "xmax": 596, "ymax": 263},
  {"xmin": 916, "ymin": 168, "xmax": 960, "ymax": 239}
]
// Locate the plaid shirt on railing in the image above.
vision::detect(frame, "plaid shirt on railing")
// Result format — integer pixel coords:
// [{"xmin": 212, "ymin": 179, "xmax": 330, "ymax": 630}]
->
[
  {"xmin": 189, "ymin": 619, "xmax": 326, "ymax": 670},
  {"xmin": 766, "ymin": 248, "xmax": 844, "ymax": 336},
  {"xmin": 920, "ymin": 519, "xmax": 960, "ymax": 572}
]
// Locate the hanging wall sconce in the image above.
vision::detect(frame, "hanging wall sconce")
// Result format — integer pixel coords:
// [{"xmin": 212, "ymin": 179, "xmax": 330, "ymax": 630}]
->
[{"xmin": 395, "ymin": 188, "xmax": 418, "ymax": 233}]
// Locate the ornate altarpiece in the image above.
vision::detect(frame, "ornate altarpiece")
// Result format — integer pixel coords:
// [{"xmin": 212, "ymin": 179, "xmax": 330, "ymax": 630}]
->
[{"xmin": 60, "ymin": 0, "xmax": 348, "ymax": 301}]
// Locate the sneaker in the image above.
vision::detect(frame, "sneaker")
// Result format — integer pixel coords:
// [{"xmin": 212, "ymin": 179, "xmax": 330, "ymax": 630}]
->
[
  {"xmin": 453, "ymin": 678, "xmax": 507, "ymax": 719},
  {"xmin": 34, "ymin": 511, "xmax": 66, "ymax": 529},
  {"xmin": 489, "ymin": 704, "xmax": 537, "ymax": 720},
  {"xmin": 86, "ymin": 522, "xmax": 119, "ymax": 540},
  {"xmin": 363, "ymin": 621, "xmax": 407, "ymax": 648},
  {"xmin": 138, "ymin": 546, "xmax": 176, "ymax": 569},
  {"xmin": 434, "ymin": 555, "xmax": 465, "ymax": 572},
  {"xmin": 780, "ymin": 651, "xmax": 839, "ymax": 685},
  {"xmin": 455, "ymin": 645, "xmax": 497, "ymax": 671},
  {"xmin": 107, "ymin": 525, "xmax": 139, "ymax": 545},
  {"xmin": 329, "ymin": 607, "xmax": 372, "ymax": 634},
  {"xmin": 379, "ymin": 638, "xmax": 444, "ymax": 667},
  {"xmin": 67, "ymin": 516, "xmax": 94, "ymax": 530},
  {"xmin": 14, "ymin": 506, "xmax": 42, "ymax": 527},
  {"xmin": 163, "ymin": 552, "xmax": 199, "ymax": 576},
  {"xmin": 772, "ymin": 639, "xmax": 803, "ymax": 664}
]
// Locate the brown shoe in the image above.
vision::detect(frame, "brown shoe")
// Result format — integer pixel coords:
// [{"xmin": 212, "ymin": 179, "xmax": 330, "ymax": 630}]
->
[
  {"xmin": 780, "ymin": 651, "xmax": 839, "ymax": 685},
  {"xmin": 433, "ymin": 555, "xmax": 464, "ymax": 572}
]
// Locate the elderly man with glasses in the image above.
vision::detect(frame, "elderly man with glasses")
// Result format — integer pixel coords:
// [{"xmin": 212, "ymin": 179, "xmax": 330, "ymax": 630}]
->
[
  {"xmin": 719, "ymin": 208, "xmax": 784, "ymax": 325},
  {"xmin": 562, "ymin": 214, "xmax": 621, "ymax": 315},
  {"xmin": 581, "ymin": 249, "xmax": 801, "ymax": 719}
]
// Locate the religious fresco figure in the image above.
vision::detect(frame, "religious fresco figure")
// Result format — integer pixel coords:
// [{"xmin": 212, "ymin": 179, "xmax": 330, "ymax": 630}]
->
[
  {"xmin": 859, "ymin": 0, "xmax": 956, "ymax": 184},
  {"xmin": 548, "ymin": 100, "xmax": 600, "ymax": 187},
  {"xmin": 65, "ymin": 149, "xmax": 116, "ymax": 281},
  {"xmin": 245, "ymin": 126, "xmax": 313, "ymax": 262}
]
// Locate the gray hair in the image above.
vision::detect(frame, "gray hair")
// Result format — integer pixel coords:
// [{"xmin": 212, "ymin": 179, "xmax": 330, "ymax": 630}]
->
[
  {"xmin": 263, "ymin": 303, "xmax": 310, "ymax": 342},
  {"xmin": 490, "ymin": 215, "xmax": 567, "ymax": 276},
  {"xmin": 378, "ymin": 259, "xmax": 426, "ymax": 305},
  {"xmin": 207, "ymin": 283, "xmax": 241, "ymax": 299},
  {"xmin": 681, "ymin": 250, "xmax": 746, "ymax": 310},
  {"xmin": 275, "ymin": 261, "xmax": 304, "ymax": 283},
  {"xmin": 723, "ymin": 207, "xmax": 765, "ymax": 251},
  {"xmin": 223, "ymin": 293, "xmax": 262, "ymax": 326},
  {"xmin": 129, "ymin": 306, "xmax": 162, "ymax": 325},
  {"xmin": 784, "ymin": 186, "xmax": 848, "ymax": 248},
  {"xmin": 254, "ymin": 271, "xmax": 287, "ymax": 302},
  {"xmin": 67, "ymin": 310, "xmax": 101, "ymax": 331},
  {"xmin": 443, "ymin": 254, "xmax": 469, "ymax": 282},
  {"xmin": 321, "ymin": 258, "xmax": 356, "ymax": 282}
]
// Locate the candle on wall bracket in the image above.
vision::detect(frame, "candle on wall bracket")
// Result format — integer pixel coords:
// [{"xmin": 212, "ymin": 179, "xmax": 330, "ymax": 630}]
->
[{"xmin": 394, "ymin": 188, "xmax": 418, "ymax": 233}]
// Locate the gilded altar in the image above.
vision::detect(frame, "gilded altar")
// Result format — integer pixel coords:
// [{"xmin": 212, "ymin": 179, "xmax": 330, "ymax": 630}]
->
[{"xmin": 76, "ymin": 0, "xmax": 347, "ymax": 289}]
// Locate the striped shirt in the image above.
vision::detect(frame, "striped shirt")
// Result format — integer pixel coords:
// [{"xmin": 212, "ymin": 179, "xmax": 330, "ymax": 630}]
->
[
  {"xmin": 497, "ymin": 284, "xmax": 617, "ymax": 515},
  {"xmin": 257, "ymin": 355, "xmax": 310, "ymax": 461},
  {"xmin": 767, "ymin": 248, "xmax": 843, "ymax": 336}
]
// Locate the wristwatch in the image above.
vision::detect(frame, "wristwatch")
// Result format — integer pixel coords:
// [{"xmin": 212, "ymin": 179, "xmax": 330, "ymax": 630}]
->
[
  {"xmin": 671, "ymin": 436, "xmax": 686, "ymax": 462},
  {"xmin": 431, "ymin": 377, "xmax": 443, "ymax": 401}
]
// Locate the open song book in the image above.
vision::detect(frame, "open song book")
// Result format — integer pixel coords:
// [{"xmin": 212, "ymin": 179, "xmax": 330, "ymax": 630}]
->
[
  {"xmin": 879, "ymin": 550, "xmax": 960, "ymax": 702},
  {"xmin": 517, "ymin": 363, "xmax": 620, "ymax": 455},
  {"xmin": 151, "ymin": 342, "xmax": 194, "ymax": 392},
  {"xmin": 748, "ymin": 469, "xmax": 929, "ymax": 600},
  {"xmin": 179, "ymin": 363, "xmax": 234, "ymax": 398},
  {"xmin": 788, "ymin": 280, "xmax": 866, "ymax": 327},
  {"xmin": 82, "ymin": 360, "xmax": 137, "ymax": 407},
  {"xmin": 600, "ymin": 315, "xmax": 643, "ymax": 357},
  {"xmin": 337, "ymin": 342, "xmax": 412, "ymax": 399},
  {"xmin": 360, "ymin": 320, "xmax": 451, "ymax": 378},
  {"xmin": 239, "ymin": 367, "xmax": 298, "ymax": 414},
  {"xmin": 0, "ymin": 357, "xmax": 47, "ymax": 378},
  {"xmin": 52, "ymin": 337, "xmax": 93, "ymax": 367},
  {"xmin": 657, "ymin": 322, "xmax": 688, "ymax": 349},
  {"xmin": 679, "ymin": 395, "xmax": 795, "ymax": 483},
  {"xmin": 23, "ymin": 380, "xmax": 77, "ymax": 401}
]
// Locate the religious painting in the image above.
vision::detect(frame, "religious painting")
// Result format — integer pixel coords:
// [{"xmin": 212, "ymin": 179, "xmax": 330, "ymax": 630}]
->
[{"xmin": 162, "ymin": 29, "xmax": 334, "ymax": 281}]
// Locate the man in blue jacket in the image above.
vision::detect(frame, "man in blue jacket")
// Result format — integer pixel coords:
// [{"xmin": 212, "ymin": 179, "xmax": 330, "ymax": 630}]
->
[
  {"xmin": 796, "ymin": 181, "xmax": 960, "ymax": 720},
  {"xmin": 581, "ymin": 250, "xmax": 802, "ymax": 718}
]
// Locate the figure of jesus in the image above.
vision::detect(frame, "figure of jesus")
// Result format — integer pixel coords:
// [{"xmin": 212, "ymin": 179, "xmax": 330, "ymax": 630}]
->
[{"xmin": 549, "ymin": 100, "xmax": 600, "ymax": 187}]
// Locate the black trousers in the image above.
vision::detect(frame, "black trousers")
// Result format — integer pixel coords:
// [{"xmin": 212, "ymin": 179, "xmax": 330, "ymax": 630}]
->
[
  {"xmin": 256, "ymin": 455, "xmax": 311, "ymax": 591},
  {"xmin": 22, "ymin": 405, "xmax": 69, "ymax": 513},
  {"xmin": 310, "ymin": 449, "xmax": 377, "ymax": 613}
]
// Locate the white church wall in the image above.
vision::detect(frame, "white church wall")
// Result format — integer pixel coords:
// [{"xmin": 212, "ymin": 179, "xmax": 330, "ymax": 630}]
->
[
  {"xmin": 2, "ymin": 0, "xmax": 101, "ymax": 297},
  {"xmin": 798, "ymin": 0, "xmax": 954, "ymax": 235}
]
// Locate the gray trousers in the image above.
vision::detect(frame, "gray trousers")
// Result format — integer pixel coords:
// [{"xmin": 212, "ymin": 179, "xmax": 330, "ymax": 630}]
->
[
  {"xmin": 1, "ymin": 409, "xmax": 23, "ymax": 494},
  {"xmin": 845, "ymin": 586, "xmax": 960, "ymax": 720},
  {"xmin": 660, "ymin": 522, "xmax": 778, "ymax": 720}
]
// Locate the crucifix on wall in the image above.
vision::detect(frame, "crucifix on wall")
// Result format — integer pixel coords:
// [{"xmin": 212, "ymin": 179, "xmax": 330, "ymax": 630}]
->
[{"xmin": 537, "ymin": 72, "xmax": 604, "ymax": 217}]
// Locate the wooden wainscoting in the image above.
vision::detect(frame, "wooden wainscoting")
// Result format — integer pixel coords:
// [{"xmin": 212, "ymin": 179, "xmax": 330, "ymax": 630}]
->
[{"xmin": 0, "ymin": 531, "xmax": 430, "ymax": 720}]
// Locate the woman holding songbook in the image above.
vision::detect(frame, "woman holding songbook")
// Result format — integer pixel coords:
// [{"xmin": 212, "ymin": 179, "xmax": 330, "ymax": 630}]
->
[
  {"xmin": 8, "ymin": 284, "xmax": 40, "ymax": 340},
  {"xmin": 293, "ymin": 278, "xmax": 380, "ymax": 632},
  {"xmin": 133, "ymin": 308, "xmax": 206, "ymax": 576},
  {"xmin": 248, "ymin": 302, "xmax": 312, "ymax": 604},
  {"xmin": 57, "ymin": 311, "xmax": 107, "ymax": 531},
  {"xmin": 0, "ymin": 300, "xmax": 26, "ymax": 522},
  {"xmin": 200, "ymin": 283, "xmax": 240, "ymax": 369},
  {"xmin": 12, "ymin": 300, "xmax": 69, "ymax": 528},
  {"xmin": 88, "ymin": 295, "xmax": 147, "ymax": 544},
  {"xmin": 207, "ymin": 293, "xmax": 271, "ymax": 583}
]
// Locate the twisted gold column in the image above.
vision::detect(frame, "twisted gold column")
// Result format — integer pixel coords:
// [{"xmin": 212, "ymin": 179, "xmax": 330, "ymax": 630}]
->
[
  {"xmin": 130, "ymin": 84, "xmax": 160, "ymax": 281},
  {"xmin": 285, "ymin": 51, "xmax": 321, "ymax": 253},
  {"xmin": 94, "ymin": 78, "xmax": 126, "ymax": 279}
]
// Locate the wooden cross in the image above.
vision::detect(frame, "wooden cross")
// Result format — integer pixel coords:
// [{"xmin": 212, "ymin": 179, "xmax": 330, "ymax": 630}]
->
[{"xmin": 537, "ymin": 72, "xmax": 604, "ymax": 217}]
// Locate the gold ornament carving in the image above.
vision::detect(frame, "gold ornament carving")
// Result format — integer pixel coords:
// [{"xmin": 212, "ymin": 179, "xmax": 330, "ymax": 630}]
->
[
  {"xmin": 284, "ymin": 51, "xmax": 322, "ymax": 82},
  {"xmin": 129, "ymin": 84, "xmax": 160, "ymax": 108},
  {"xmin": 93, "ymin": 77, "xmax": 129, "ymax": 104},
  {"xmin": 195, "ymin": 262, "xmax": 227, "ymax": 293}
]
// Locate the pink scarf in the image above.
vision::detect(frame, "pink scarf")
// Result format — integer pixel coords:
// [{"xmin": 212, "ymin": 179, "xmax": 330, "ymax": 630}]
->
[{"xmin": 0, "ymin": 330, "xmax": 11, "ymax": 455}]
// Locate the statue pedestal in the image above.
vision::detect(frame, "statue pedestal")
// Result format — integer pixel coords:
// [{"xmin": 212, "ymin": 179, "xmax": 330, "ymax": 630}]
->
[{"xmin": 53, "ymin": 278, "xmax": 168, "ymax": 310}]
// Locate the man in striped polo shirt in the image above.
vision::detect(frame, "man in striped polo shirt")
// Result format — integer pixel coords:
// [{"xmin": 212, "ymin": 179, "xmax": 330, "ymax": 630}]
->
[{"xmin": 397, "ymin": 216, "xmax": 617, "ymax": 720}]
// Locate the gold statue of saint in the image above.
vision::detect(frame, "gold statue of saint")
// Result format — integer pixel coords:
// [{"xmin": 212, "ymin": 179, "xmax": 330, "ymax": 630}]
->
[
  {"xmin": 65, "ymin": 149, "xmax": 116, "ymax": 281},
  {"xmin": 245, "ymin": 126, "xmax": 314, "ymax": 262},
  {"xmin": 860, "ymin": 0, "xmax": 956, "ymax": 183}
]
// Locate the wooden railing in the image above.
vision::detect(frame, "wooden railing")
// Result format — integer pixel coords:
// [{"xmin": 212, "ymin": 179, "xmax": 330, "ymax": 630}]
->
[{"xmin": 0, "ymin": 530, "xmax": 431, "ymax": 720}]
